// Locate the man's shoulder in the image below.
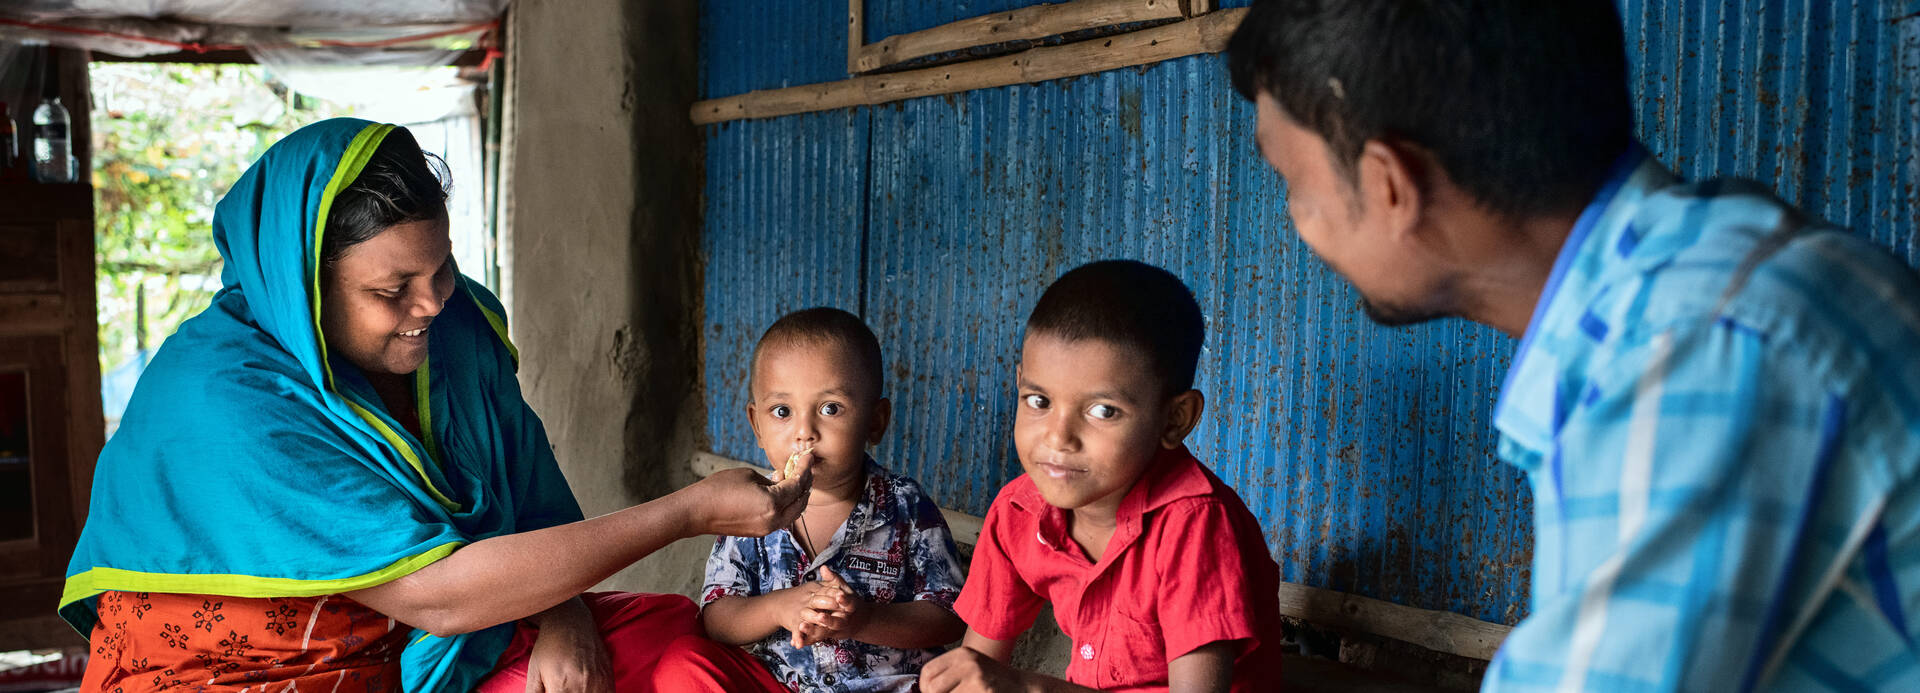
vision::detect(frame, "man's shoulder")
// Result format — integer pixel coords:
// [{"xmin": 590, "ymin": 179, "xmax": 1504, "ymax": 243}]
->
[{"xmin": 1596, "ymin": 178, "xmax": 1920, "ymax": 359}]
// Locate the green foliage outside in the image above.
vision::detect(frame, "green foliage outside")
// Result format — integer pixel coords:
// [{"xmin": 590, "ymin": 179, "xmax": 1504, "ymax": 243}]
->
[{"xmin": 89, "ymin": 63, "xmax": 357, "ymax": 375}]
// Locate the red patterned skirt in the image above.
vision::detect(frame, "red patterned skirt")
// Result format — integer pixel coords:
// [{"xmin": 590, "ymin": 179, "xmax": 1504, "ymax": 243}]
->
[{"xmin": 81, "ymin": 591, "xmax": 409, "ymax": 692}]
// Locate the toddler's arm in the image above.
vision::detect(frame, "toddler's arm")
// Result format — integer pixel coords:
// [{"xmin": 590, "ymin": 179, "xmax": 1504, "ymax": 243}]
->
[
  {"xmin": 699, "ymin": 587, "xmax": 815, "ymax": 646},
  {"xmin": 799, "ymin": 565, "xmax": 966, "ymax": 648}
]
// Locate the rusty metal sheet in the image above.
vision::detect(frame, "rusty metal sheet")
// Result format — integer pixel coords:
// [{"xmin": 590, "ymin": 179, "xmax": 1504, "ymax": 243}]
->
[{"xmin": 701, "ymin": 109, "xmax": 872, "ymax": 457}]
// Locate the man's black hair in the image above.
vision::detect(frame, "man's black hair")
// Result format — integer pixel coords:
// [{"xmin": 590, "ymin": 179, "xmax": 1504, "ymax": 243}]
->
[
  {"xmin": 751, "ymin": 307, "xmax": 885, "ymax": 400},
  {"xmin": 1026, "ymin": 260, "xmax": 1205, "ymax": 396},
  {"xmin": 1227, "ymin": 0, "xmax": 1634, "ymax": 217}
]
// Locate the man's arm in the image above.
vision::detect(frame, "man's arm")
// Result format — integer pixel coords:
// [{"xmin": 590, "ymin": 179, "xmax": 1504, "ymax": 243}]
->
[{"xmin": 1486, "ymin": 324, "xmax": 1895, "ymax": 690}]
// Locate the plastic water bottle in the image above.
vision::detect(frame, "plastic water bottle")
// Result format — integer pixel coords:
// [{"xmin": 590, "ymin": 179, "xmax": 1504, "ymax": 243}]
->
[
  {"xmin": 0, "ymin": 102, "xmax": 16, "ymax": 171},
  {"xmin": 31, "ymin": 95, "xmax": 74, "ymax": 184}
]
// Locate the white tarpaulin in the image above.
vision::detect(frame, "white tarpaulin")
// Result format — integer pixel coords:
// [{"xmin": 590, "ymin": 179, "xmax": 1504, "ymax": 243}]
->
[
  {"xmin": 4, "ymin": 1, "xmax": 507, "ymax": 28},
  {"xmin": 0, "ymin": 0, "xmax": 508, "ymax": 61}
]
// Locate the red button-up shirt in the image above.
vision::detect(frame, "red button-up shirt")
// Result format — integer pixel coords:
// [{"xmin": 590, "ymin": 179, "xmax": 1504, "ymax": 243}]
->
[{"xmin": 954, "ymin": 446, "xmax": 1283, "ymax": 691}]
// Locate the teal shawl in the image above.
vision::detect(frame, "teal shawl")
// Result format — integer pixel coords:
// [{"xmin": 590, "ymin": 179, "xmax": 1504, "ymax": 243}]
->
[{"xmin": 61, "ymin": 118, "xmax": 583, "ymax": 693}]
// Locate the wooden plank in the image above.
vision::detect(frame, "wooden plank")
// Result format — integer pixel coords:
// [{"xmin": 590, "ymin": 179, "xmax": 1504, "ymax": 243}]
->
[
  {"xmin": 694, "ymin": 447, "xmax": 1510, "ymax": 660},
  {"xmin": 0, "ymin": 611, "xmax": 82, "ymax": 651},
  {"xmin": 846, "ymin": 0, "xmax": 864, "ymax": 74},
  {"xmin": 1275, "ymin": 582, "xmax": 1511, "ymax": 661},
  {"xmin": 58, "ymin": 217, "xmax": 104, "ymax": 525},
  {"xmin": 0, "ymin": 295, "xmax": 66, "ymax": 334},
  {"xmin": 692, "ymin": 8, "xmax": 1245, "ymax": 125},
  {"xmin": 851, "ymin": 0, "xmax": 1190, "ymax": 74}
]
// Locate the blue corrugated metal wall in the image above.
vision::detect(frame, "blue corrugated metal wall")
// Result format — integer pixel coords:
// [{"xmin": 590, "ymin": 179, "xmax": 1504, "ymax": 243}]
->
[{"xmin": 699, "ymin": 1, "xmax": 1920, "ymax": 627}]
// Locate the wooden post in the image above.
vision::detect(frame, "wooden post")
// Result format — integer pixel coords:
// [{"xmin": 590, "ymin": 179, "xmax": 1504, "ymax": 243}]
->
[{"xmin": 847, "ymin": 0, "xmax": 864, "ymax": 75}]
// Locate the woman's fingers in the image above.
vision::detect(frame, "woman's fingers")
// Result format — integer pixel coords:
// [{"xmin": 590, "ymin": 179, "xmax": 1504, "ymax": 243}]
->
[
  {"xmin": 765, "ymin": 451, "xmax": 813, "ymax": 527},
  {"xmin": 774, "ymin": 446, "xmax": 815, "ymax": 482}
]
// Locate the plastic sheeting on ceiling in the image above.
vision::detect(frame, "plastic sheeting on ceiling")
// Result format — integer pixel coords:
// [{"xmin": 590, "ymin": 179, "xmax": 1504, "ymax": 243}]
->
[
  {"xmin": 6, "ymin": 1, "xmax": 507, "ymax": 27},
  {"xmin": 0, "ymin": 0, "xmax": 509, "ymax": 61}
]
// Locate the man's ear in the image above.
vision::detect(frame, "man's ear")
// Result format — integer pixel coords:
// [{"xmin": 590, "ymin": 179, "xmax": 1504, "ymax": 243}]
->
[
  {"xmin": 1160, "ymin": 389, "xmax": 1206, "ymax": 449},
  {"xmin": 868, "ymin": 397, "xmax": 893, "ymax": 446},
  {"xmin": 1356, "ymin": 137, "xmax": 1430, "ymax": 244}
]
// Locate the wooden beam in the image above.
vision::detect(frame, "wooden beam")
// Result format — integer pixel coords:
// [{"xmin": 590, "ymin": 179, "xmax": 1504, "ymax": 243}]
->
[
  {"xmin": 0, "ymin": 613, "xmax": 83, "ymax": 651},
  {"xmin": 689, "ymin": 448, "xmax": 1511, "ymax": 660},
  {"xmin": 88, "ymin": 48, "xmax": 492, "ymax": 67},
  {"xmin": 692, "ymin": 8, "xmax": 1245, "ymax": 125},
  {"xmin": 1275, "ymin": 582, "xmax": 1511, "ymax": 661},
  {"xmin": 851, "ymin": 0, "xmax": 1192, "ymax": 74}
]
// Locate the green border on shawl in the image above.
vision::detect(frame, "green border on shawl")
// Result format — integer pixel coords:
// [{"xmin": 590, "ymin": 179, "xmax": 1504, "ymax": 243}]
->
[
  {"xmin": 60, "ymin": 541, "xmax": 465, "ymax": 621},
  {"xmin": 465, "ymin": 282, "xmax": 519, "ymax": 364},
  {"xmin": 304, "ymin": 122, "xmax": 460, "ymax": 513},
  {"xmin": 311, "ymin": 122, "xmax": 395, "ymax": 392},
  {"xmin": 345, "ymin": 397, "xmax": 461, "ymax": 512},
  {"xmin": 417, "ymin": 358, "xmax": 443, "ymax": 466}
]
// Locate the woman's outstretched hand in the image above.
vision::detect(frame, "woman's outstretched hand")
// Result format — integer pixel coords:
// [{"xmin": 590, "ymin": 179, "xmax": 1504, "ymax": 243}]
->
[{"xmin": 679, "ymin": 450, "xmax": 813, "ymax": 538}]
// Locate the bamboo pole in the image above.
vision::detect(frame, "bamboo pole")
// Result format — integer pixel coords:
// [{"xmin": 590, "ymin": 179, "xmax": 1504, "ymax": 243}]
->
[{"xmin": 851, "ymin": 0, "xmax": 1192, "ymax": 74}]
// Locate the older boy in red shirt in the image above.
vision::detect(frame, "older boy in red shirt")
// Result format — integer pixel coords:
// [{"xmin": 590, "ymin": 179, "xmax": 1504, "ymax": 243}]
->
[{"xmin": 922, "ymin": 260, "xmax": 1283, "ymax": 692}]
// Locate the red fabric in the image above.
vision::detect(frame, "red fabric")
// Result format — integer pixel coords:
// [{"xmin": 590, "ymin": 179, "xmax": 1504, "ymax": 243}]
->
[
  {"xmin": 648, "ymin": 634, "xmax": 789, "ymax": 693},
  {"xmin": 80, "ymin": 591, "xmax": 410, "ymax": 692},
  {"xmin": 952, "ymin": 446, "xmax": 1284, "ymax": 691},
  {"xmin": 476, "ymin": 591, "xmax": 700, "ymax": 693}
]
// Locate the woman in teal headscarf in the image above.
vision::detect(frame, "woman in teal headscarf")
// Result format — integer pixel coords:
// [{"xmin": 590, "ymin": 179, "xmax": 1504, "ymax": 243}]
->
[{"xmin": 61, "ymin": 119, "xmax": 812, "ymax": 693}]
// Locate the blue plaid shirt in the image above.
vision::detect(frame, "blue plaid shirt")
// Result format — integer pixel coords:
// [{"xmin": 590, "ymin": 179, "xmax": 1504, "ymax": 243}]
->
[
  {"xmin": 1486, "ymin": 146, "xmax": 1920, "ymax": 691},
  {"xmin": 701, "ymin": 458, "xmax": 965, "ymax": 693}
]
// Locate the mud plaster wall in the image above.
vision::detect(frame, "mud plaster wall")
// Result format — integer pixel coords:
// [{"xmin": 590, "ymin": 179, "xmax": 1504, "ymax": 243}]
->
[{"xmin": 503, "ymin": 0, "xmax": 713, "ymax": 595}]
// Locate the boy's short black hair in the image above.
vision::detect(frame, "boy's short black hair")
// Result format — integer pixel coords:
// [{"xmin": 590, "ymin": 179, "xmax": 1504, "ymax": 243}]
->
[
  {"xmin": 1025, "ymin": 260, "xmax": 1204, "ymax": 396},
  {"xmin": 1226, "ymin": 0, "xmax": 1633, "ymax": 217},
  {"xmin": 751, "ymin": 307, "xmax": 885, "ymax": 400}
]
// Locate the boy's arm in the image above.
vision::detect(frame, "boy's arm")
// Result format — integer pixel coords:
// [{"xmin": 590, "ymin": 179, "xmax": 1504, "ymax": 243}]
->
[
  {"xmin": 921, "ymin": 629, "xmax": 1100, "ymax": 693},
  {"xmin": 848, "ymin": 600, "xmax": 966, "ymax": 649},
  {"xmin": 962, "ymin": 628, "xmax": 1016, "ymax": 662},
  {"xmin": 924, "ymin": 632, "xmax": 1236, "ymax": 692},
  {"xmin": 1166, "ymin": 641, "xmax": 1236, "ymax": 693}
]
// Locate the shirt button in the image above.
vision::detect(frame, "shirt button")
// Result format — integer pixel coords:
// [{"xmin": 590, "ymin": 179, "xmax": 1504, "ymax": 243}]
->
[{"xmin": 1080, "ymin": 643, "xmax": 1095, "ymax": 660}]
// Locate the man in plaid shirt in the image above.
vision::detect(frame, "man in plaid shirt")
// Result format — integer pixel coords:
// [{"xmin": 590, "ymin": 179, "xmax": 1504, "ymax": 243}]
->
[{"xmin": 1229, "ymin": 0, "xmax": 1920, "ymax": 690}]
